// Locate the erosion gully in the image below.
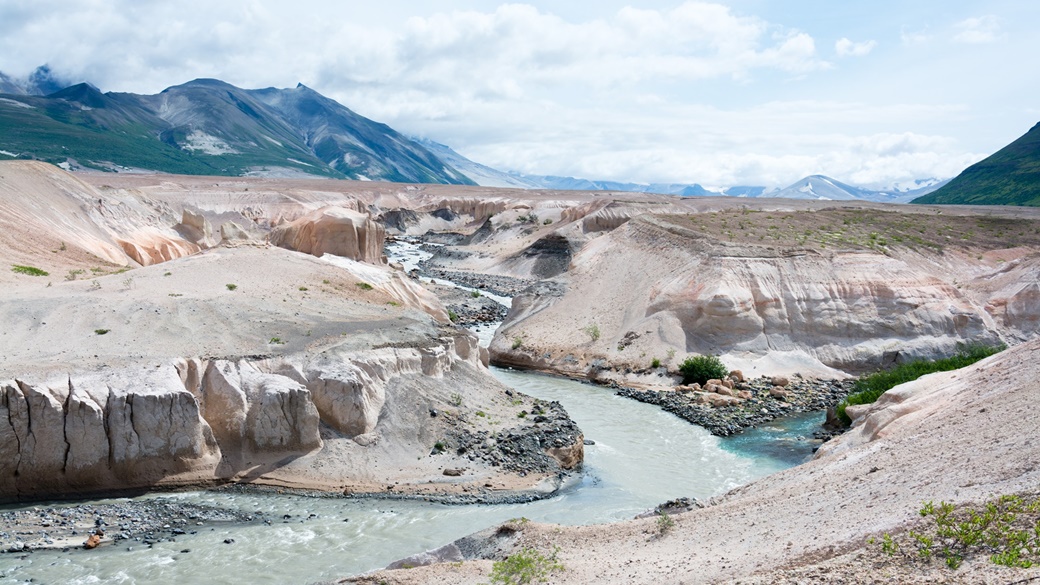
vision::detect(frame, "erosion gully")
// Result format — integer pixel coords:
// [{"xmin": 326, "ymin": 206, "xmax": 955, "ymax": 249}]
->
[{"xmin": 0, "ymin": 240, "xmax": 825, "ymax": 585}]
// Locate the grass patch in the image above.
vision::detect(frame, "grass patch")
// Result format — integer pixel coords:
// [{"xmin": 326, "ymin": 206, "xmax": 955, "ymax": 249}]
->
[
  {"xmin": 356, "ymin": 282, "xmax": 374, "ymax": 291},
  {"xmin": 11, "ymin": 264, "xmax": 48, "ymax": 276},
  {"xmin": 94, "ymin": 329, "xmax": 110, "ymax": 335},
  {"xmin": 225, "ymin": 283, "xmax": 238, "ymax": 291},
  {"xmin": 837, "ymin": 344, "xmax": 1004, "ymax": 425},
  {"xmin": 582, "ymin": 324, "xmax": 600, "ymax": 342}
]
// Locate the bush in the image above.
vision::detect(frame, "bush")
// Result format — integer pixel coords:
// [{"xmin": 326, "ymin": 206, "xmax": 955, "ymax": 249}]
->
[
  {"xmin": 651, "ymin": 358, "xmax": 662, "ymax": 369},
  {"xmin": 837, "ymin": 344, "xmax": 1004, "ymax": 425},
  {"xmin": 678, "ymin": 355, "xmax": 728, "ymax": 385},
  {"xmin": 226, "ymin": 283, "xmax": 238, "ymax": 291},
  {"xmin": 489, "ymin": 547, "xmax": 563, "ymax": 584}
]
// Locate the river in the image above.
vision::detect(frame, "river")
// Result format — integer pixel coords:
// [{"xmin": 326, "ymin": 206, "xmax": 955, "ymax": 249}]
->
[{"xmin": 0, "ymin": 241, "xmax": 824, "ymax": 584}]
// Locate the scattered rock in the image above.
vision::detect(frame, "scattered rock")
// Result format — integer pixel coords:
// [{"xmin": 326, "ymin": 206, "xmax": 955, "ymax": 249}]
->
[
  {"xmin": 771, "ymin": 376, "xmax": 791, "ymax": 387},
  {"xmin": 442, "ymin": 468, "xmax": 465, "ymax": 477}
]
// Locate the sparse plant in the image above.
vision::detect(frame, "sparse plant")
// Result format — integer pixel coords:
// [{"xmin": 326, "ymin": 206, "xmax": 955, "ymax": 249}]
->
[
  {"xmin": 226, "ymin": 283, "xmax": 238, "ymax": 291},
  {"xmin": 471, "ymin": 290, "xmax": 481, "ymax": 298},
  {"xmin": 475, "ymin": 410, "xmax": 487, "ymax": 417},
  {"xmin": 678, "ymin": 355, "xmax": 728, "ymax": 385},
  {"xmin": 163, "ymin": 271, "xmax": 171, "ymax": 276},
  {"xmin": 448, "ymin": 309, "xmax": 459, "ymax": 322},
  {"xmin": 12, "ymin": 265, "xmax": 48, "ymax": 277},
  {"xmin": 298, "ymin": 286, "xmax": 308, "ymax": 291},
  {"xmin": 122, "ymin": 276, "xmax": 135, "ymax": 290},
  {"xmin": 269, "ymin": 337, "xmax": 285, "ymax": 344},
  {"xmin": 582, "ymin": 324, "xmax": 600, "ymax": 342},
  {"xmin": 542, "ymin": 218, "xmax": 553, "ymax": 225},
  {"xmin": 512, "ymin": 337, "xmax": 523, "ymax": 350},
  {"xmin": 450, "ymin": 393, "xmax": 463, "ymax": 407},
  {"xmin": 666, "ymin": 348, "xmax": 676, "ymax": 362},
  {"xmin": 89, "ymin": 279, "xmax": 101, "ymax": 291},
  {"xmin": 94, "ymin": 329, "xmax": 110, "ymax": 335},
  {"xmin": 59, "ymin": 241, "xmax": 67, "ymax": 251},
  {"xmin": 488, "ymin": 546, "xmax": 563, "ymax": 585},
  {"xmin": 322, "ymin": 279, "xmax": 330, "ymax": 285},
  {"xmin": 356, "ymin": 282, "xmax": 374, "ymax": 291},
  {"xmin": 432, "ymin": 441, "xmax": 447, "ymax": 454},
  {"xmin": 651, "ymin": 358, "xmax": 662, "ymax": 368},
  {"xmin": 881, "ymin": 533, "xmax": 898, "ymax": 555},
  {"xmin": 655, "ymin": 511, "xmax": 675, "ymax": 535}
]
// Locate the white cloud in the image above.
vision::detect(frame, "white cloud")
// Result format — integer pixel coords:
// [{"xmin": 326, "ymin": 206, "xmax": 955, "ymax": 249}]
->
[
  {"xmin": 835, "ymin": 37, "xmax": 876, "ymax": 57},
  {"xmin": 953, "ymin": 15, "xmax": 1001, "ymax": 44}
]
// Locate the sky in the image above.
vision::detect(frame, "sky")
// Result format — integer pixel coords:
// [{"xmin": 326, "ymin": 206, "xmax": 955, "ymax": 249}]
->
[{"xmin": 1, "ymin": 0, "xmax": 1038, "ymax": 188}]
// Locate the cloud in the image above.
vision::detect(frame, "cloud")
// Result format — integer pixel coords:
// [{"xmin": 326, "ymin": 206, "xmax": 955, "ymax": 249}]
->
[
  {"xmin": 953, "ymin": 15, "xmax": 1001, "ymax": 44},
  {"xmin": 835, "ymin": 37, "xmax": 876, "ymax": 57}
]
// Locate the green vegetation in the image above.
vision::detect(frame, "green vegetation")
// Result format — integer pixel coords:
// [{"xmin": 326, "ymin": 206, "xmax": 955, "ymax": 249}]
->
[
  {"xmin": 356, "ymin": 282, "xmax": 374, "ymax": 291},
  {"xmin": 450, "ymin": 393, "xmax": 463, "ymax": 407},
  {"xmin": 582, "ymin": 324, "xmax": 601, "ymax": 342},
  {"xmin": 66, "ymin": 269, "xmax": 85, "ymax": 280},
  {"xmin": 94, "ymin": 329, "xmax": 110, "ymax": 335},
  {"xmin": 225, "ymin": 283, "xmax": 238, "ymax": 291},
  {"xmin": 269, "ymin": 337, "xmax": 285, "ymax": 344},
  {"xmin": 678, "ymin": 355, "xmax": 728, "ymax": 385},
  {"xmin": 837, "ymin": 344, "xmax": 1004, "ymax": 425},
  {"xmin": 298, "ymin": 286, "xmax": 308, "ymax": 291},
  {"xmin": 651, "ymin": 357, "xmax": 662, "ymax": 368},
  {"xmin": 656, "ymin": 511, "xmax": 675, "ymax": 535},
  {"xmin": 512, "ymin": 337, "xmax": 523, "ymax": 350},
  {"xmin": 448, "ymin": 309, "xmax": 459, "ymax": 322},
  {"xmin": 488, "ymin": 547, "xmax": 563, "ymax": 585},
  {"xmin": 470, "ymin": 290, "xmax": 481, "ymax": 298},
  {"xmin": 11, "ymin": 264, "xmax": 48, "ymax": 276},
  {"xmin": 871, "ymin": 494, "xmax": 1040, "ymax": 571},
  {"xmin": 913, "ymin": 122, "xmax": 1040, "ymax": 207}
]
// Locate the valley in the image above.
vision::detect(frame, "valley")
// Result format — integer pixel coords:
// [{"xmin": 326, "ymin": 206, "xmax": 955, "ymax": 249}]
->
[{"xmin": 0, "ymin": 161, "xmax": 1038, "ymax": 583}]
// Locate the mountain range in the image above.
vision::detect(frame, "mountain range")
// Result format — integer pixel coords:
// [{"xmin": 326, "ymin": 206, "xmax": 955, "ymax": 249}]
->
[
  {"xmin": 0, "ymin": 71, "xmax": 473, "ymax": 184},
  {"xmin": 0, "ymin": 67, "xmax": 998, "ymax": 204}
]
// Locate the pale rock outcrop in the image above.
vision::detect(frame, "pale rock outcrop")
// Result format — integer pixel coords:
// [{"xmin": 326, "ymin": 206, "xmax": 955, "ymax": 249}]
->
[
  {"xmin": 269, "ymin": 206, "xmax": 385, "ymax": 264},
  {"xmin": 199, "ymin": 360, "xmax": 321, "ymax": 455},
  {"xmin": 492, "ymin": 214, "xmax": 1013, "ymax": 374},
  {"xmin": 117, "ymin": 227, "xmax": 201, "ymax": 266}
]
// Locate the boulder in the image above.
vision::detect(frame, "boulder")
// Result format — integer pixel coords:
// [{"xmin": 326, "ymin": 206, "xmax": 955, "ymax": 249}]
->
[
  {"xmin": 770, "ymin": 376, "xmax": 791, "ymax": 387},
  {"xmin": 729, "ymin": 370, "xmax": 745, "ymax": 383},
  {"xmin": 769, "ymin": 386, "xmax": 792, "ymax": 400},
  {"xmin": 84, "ymin": 534, "xmax": 101, "ymax": 549},
  {"xmin": 721, "ymin": 378, "xmax": 735, "ymax": 390}
]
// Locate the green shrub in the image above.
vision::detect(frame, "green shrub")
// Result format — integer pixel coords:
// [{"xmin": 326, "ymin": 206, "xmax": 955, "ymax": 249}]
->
[
  {"xmin": 356, "ymin": 282, "xmax": 374, "ymax": 291},
  {"xmin": 651, "ymin": 358, "xmax": 662, "ymax": 369},
  {"xmin": 448, "ymin": 309, "xmax": 459, "ymax": 322},
  {"xmin": 488, "ymin": 547, "xmax": 563, "ymax": 584},
  {"xmin": 512, "ymin": 337, "xmax": 523, "ymax": 350},
  {"xmin": 837, "ymin": 344, "xmax": 1004, "ymax": 425},
  {"xmin": 471, "ymin": 290, "xmax": 481, "ymax": 298},
  {"xmin": 11, "ymin": 265, "xmax": 48, "ymax": 276},
  {"xmin": 678, "ymin": 355, "xmax": 728, "ymax": 385},
  {"xmin": 226, "ymin": 283, "xmax": 238, "ymax": 291},
  {"xmin": 94, "ymin": 329, "xmax": 110, "ymax": 335},
  {"xmin": 582, "ymin": 324, "xmax": 600, "ymax": 342}
]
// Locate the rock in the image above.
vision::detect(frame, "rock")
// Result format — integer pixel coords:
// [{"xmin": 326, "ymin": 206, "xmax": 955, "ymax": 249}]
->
[
  {"xmin": 770, "ymin": 386, "xmax": 792, "ymax": 399},
  {"xmin": 269, "ymin": 206, "xmax": 385, "ymax": 264},
  {"xmin": 729, "ymin": 370, "xmax": 745, "ymax": 383},
  {"xmin": 443, "ymin": 468, "xmax": 464, "ymax": 477},
  {"xmin": 706, "ymin": 379, "xmax": 723, "ymax": 387},
  {"xmin": 737, "ymin": 390, "xmax": 753, "ymax": 400},
  {"xmin": 721, "ymin": 378, "xmax": 735, "ymax": 390},
  {"xmin": 84, "ymin": 534, "xmax": 101, "ymax": 549},
  {"xmin": 715, "ymin": 386, "xmax": 735, "ymax": 397},
  {"xmin": 771, "ymin": 376, "xmax": 791, "ymax": 387}
]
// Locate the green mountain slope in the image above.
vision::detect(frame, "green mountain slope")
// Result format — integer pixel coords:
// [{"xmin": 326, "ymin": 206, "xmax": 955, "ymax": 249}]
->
[
  {"xmin": 0, "ymin": 78, "xmax": 474, "ymax": 185},
  {"xmin": 912, "ymin": 122, "xmax": 1040, "ymax": 206}
]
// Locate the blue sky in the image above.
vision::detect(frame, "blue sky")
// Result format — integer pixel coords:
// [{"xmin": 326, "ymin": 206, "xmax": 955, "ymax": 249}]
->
[{"xmin": 1, "ymin": 1, "xmax": 1037, "ymax": 188}]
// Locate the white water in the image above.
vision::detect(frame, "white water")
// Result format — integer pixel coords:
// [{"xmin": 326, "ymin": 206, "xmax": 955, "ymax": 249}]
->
[{"xmin": 0, "ymin": 242, "xmax": 809, "ymax": 584}]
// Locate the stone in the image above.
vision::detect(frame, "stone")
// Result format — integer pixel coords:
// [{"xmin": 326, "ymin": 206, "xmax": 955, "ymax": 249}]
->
[
  {"xmin": 721, "ymin": 378, "xmax": 735, "ymax": 390},
  {"xmin": 770, "ymin": 386, "xmax": 792, "ymax": 400},
  {"xmin": 84, "ymin": 534, "xmax": 101, "ymax": 549},
  {"xmin": 737, "ymin": 390, "xmax": 753, "ymax": 400},
  {"xmin": 771, "ymin": 376, "xmax": 791, "ymax": 387},
  {"xmin": 706, "ymin": 379, "xmax": 723, "ymax": 387},
  {"xmin": 443, "ymin": 468, "xmax": 464, "ymax": 476},
  {"xmin": 729, "ymin": 370, "xmax": 745, "ymax": 383}
]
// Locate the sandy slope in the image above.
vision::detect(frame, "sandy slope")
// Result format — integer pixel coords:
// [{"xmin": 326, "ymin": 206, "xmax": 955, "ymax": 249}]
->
[{"xmin": 350, "ymin": 339, "xmax": 1040, "ymax": 584}]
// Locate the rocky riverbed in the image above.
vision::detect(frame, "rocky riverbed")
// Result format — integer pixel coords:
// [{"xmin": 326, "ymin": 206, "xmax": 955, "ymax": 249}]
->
[
  {"xmin": 616, "ymin": 376, "xmax": 855, "ymax": 437},
  {"xmin": 0, "ymin": 499, "xmax": 260, "ymax": 554}
]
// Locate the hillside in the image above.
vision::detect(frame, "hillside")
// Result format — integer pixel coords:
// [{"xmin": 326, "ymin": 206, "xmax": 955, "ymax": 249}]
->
[
  {"xmin": 0, "ymin": 78, "xmax": 475, "ymax": 185},
  {"xmin": 912, "ymin": 121, "xmax": 1040, "ymax": 206}
]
